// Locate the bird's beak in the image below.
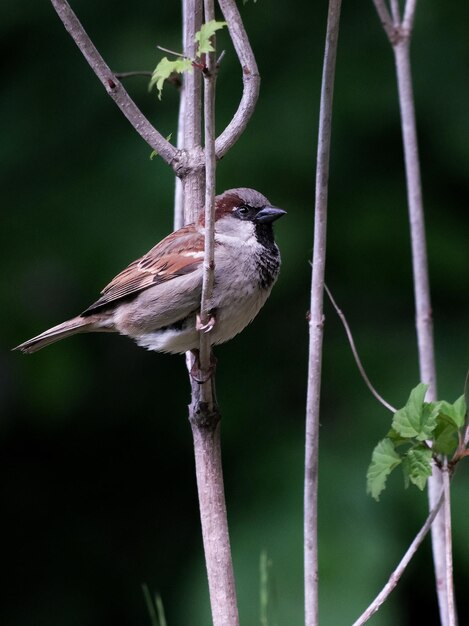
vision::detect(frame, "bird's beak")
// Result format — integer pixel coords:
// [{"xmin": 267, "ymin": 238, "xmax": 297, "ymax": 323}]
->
[{"xmin": 255, "ymin": 206, "xmax": 287, "ymax": 223}]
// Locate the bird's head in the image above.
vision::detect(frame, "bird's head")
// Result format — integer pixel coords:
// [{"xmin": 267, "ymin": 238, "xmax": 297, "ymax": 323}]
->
[{"xmin": 210, "ymin": 188, "xmax": 286, "ymax": 244}]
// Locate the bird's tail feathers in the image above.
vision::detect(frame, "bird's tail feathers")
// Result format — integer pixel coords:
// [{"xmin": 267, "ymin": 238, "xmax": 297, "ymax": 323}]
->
[{"xmin": 13, "ymin": 316, "xmax": 94, "ymax": 354}]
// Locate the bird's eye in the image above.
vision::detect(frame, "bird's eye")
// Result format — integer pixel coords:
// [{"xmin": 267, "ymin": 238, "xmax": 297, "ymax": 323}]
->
[{"xmin": 236, "ymin": 205, "xmax": 251, "ymax": 218}]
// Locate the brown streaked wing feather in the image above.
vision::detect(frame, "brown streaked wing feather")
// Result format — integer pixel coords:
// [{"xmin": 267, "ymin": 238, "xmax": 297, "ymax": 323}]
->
[{"xmin": 82, "ymin": 225, "xmax": 204, "ymax": 315}]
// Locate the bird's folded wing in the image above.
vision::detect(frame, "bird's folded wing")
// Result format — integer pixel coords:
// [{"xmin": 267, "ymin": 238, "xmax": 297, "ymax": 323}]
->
[{"xmin": 82, "ymin": 226, "xmax": 205, "ymax": 315}]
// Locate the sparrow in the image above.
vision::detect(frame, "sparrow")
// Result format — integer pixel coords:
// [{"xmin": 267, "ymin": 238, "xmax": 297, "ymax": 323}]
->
[{"xmin": 15, "ymin": 188, "xmax": 286, "ymax": 355}]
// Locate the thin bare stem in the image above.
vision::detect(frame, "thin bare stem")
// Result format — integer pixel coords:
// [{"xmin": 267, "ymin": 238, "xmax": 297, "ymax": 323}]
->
[
  {"xmin": 443, "ymin": 463, "xmax": 457, "ymax": 626},
  {"xmin": 403, "ymin": 0, "xmax": 418, "ymax": 31},
  {"xmin": 324, "ymin": 285, "xmax": 396, "ymax": 413},
  {"xmin": 156, "ymin": 44, "xmax": 187, "ymax": 58},
  {"xmin": 390, "ymin": 0, "xmax": 401, "ymax": 23},
  {"xmin": 215, "ymin": 0, "xmax": 260, "ymax": 159},
  {"xmin": 352, "ymin": 490, "xmax": 445, "ymax": 626},
  {"xmin": 181, "ymin": 0, "xmax": 205, "ymax": 224},
  {"xmin": 304, "ymin": 2, "xmax": 342, "ymax": 626},
  {"xmin": 49, "ymin": 0, "xmax": 177, "ymax": 166},
  {"xmin": 392, "ymin": 42, "xmax": 436, "ymax": 394},
  {"xmin": 114, "ymin": 70, "xmax": 152, "ymax": 79},
  {"xmin": 392, "ymin": 36, "xmax": 450, "ymax": 626},
  {"xmin": 371, "ymin": 0, "xmax": 397, "ymax": 41},
  {"xmin": 184, "ymin": 2, "xmax": 239, "ymax": 624},
  {"xmin": 174, "ymin": 86, "xmax": 186, "ymax": 229},
  {"xmin": 371, "ymin": 1, "xmax": 453, "ymax": 622},
  {"xmin": 199, "ymin": 0, "xmax": 217, "ymax": 380}
]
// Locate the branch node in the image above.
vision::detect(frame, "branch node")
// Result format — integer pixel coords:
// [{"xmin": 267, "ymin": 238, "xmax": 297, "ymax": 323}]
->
[{"xmin": 189, "ymin": 402, "xmax": 220, "ymax": 431}]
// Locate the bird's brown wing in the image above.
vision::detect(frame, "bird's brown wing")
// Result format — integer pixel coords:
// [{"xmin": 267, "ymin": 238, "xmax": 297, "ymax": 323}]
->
[{"xmin": 82, "ymin": 225, "xmax": 204, "ymax": 315}]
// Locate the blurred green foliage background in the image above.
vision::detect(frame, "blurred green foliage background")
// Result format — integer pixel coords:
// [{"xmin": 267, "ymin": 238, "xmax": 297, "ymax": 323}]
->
[{"xmin": 2, "ymin": 1, "xmax": 468, "ymax": 625}]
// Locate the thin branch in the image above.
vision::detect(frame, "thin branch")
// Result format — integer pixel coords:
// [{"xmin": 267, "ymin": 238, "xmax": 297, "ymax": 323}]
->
[
  {"xmin": 181, "ymin": 0, "xmax": 204, "ymax": 224},
  {"xmin": 371, "ymin": 0, "xmax": 397, "ymax": 41},
  {"xmin": 403, "ymin": 0, "xmax": 418, "ymax": 32},
  {"xmin": 174, "ymin": 81, "xmax": 186, "ymax": 230},
  {"xmin": 304, "ymin": 2, "xmax": 342, "ymax": 626},
  {"xmin": 49, "ymin": 0, "xmax": 177, "ymax": 167},
  {"xmin": 371, "ymin": 0, "xmax": 452, "ymax": 622},
  {"xmin": 215, "ymin": 0, "xmax": 260, "ymax": 159},
  {"xmin": 352, "ymin": 490, "xmax": 445, "ymax": 626},
  {"xmin": 156, "ymin": 44, "xmax": 187, "ymax": 58},
  {"xmin": 114, "ymin": 70, "xmax": 152, "ymax": 79},
  {"xmin": 324, "ymin": 285, "xmax": 396, "ymax": 413},
  {"xmin": 392, "ymin": 33, "xmax": 450, "ymax": 626},
  {"xmin": 443, "ymin": 463, "xmax": 457, "ymax": 626},
  {"xmin": 199, "ymin": 0, "xmax": 217, "ymax": 380},
  {"xmin": 390, "ymin": 0, "xmax": 401, "ymax": 24},
  {"xmin": 186, "ymin": 2, "xmax": 239, "ymax": 625}
]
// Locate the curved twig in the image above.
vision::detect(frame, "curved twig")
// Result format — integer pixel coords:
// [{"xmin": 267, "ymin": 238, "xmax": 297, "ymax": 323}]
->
[
  {"xmin": 49, "ymin": 0, "xmax": 178, "ymax": 166},
  {"xmin": 324, "ymin": 285, "xmax": 396, "ymax": 413},
  {"xmin": 215, "ymin": 0, "xmax": 260, "ymax": 159},
  {"xmin": 352, "ymin": 489, "xmax": 445, "ymax": 626}
]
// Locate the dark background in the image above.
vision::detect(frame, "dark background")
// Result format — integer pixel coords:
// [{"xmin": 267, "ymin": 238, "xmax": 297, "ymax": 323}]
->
[{"xmin": 2, "ymin": 1, "xmax": 468, "ymax": 625}]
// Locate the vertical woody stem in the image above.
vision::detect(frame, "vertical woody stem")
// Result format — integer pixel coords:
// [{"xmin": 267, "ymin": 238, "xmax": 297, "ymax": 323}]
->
[
  {"xmin": 186, "ymin": 2, "xmax": 239, "ymax": 624},
  {"xmin": 304, "ymin": 2, "xmax": 342, "ymax": 625}
]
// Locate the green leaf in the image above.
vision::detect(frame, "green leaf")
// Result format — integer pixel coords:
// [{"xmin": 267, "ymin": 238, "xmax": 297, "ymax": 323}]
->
[
  {"xmin": 195, "ymin": 20, "xmax": 227, "ymax": 56},
  {"xmin": 392, "ymin": 383, "xmax": 439, "ymax": 440},
  {"xmin": 433, "ymin": 422, "xmax": 459, "ymax": 455},
  {"xmin": 402, "ymin": 447, "xmax": 432, "ymax": 491},
  {"xmin": 367, "ymin": 438, "xmax": 402, "ymax": 501},
  {"xmin": 387, "ymin": 427, "xmax": 411, "ymax": 447},
  {"xmin": 437, "ymin": 396, "xmax": 466, "ymax": 429},
  {"xmin": 149, "ymin": 57, "xmax": 192, "ymax": 99}
]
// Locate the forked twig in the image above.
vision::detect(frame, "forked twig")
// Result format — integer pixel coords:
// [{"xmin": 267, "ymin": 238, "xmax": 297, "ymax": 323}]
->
[{"xmin": 324, "ymin": 285, "xmax": 396, "ymax": 413}]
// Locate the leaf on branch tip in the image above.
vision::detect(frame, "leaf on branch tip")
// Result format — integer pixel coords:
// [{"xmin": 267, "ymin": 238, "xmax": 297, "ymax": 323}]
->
[
  {"xmin": 436, "ymin": 396, "xmax": 467, "ymax": 429},
  {"xmin": 149, "ymin": 57, "xmax": 192, "ymax": 100},
  {"xmin": 367, "ymin": 438, "xmax": 402, "ymax": 501},
  {"xmin": 402, "ymin": 447, "xmax": 432, "ymax": 491},
  {"xmin": 195, "ymin": 20, "xmax": 227, "ymax": 56},
  {"xmin": 391, "ymin": 383, "xmax": 439, "ymax": 441}
]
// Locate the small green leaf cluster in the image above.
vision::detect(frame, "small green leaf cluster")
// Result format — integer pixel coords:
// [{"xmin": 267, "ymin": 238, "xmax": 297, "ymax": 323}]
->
[
  {"xmin": 149, "ymin": 57, "xmax": 192, "ymax": 101},
  {"xmin": 367, "ymin": 383, "xmax": 467, "ymax": 500},
  {"xmin": 150, "ymin": 20, "xmax": 227, "ymax": 100},
  {"xmin": 195, "ymin": 20, "xmax": 227, "ymax": 55}
]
